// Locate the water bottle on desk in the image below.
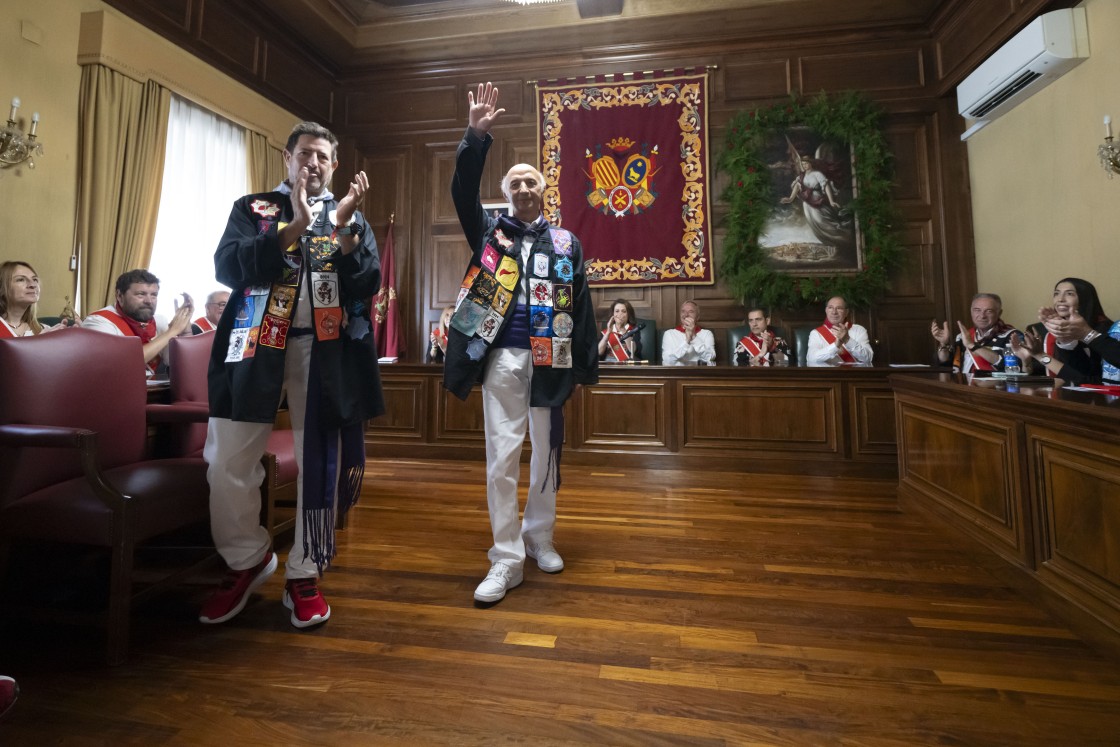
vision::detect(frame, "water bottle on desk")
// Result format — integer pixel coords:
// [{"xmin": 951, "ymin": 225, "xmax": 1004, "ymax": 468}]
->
[{"xmin": 1002, "ymin": 349, "xmax": 1021, "ymax": 375}]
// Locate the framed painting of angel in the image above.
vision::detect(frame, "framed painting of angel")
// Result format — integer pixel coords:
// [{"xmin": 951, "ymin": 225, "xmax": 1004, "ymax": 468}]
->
[{"xmin": 758, "ymin": 127, "xmax": 862, "ymax": 274}]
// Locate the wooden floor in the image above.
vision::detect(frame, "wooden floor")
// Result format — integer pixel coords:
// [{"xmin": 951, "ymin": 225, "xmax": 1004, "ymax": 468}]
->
[{"xmin": 4, "ymin": 458, "xmax": 1120, "ymax": 746}]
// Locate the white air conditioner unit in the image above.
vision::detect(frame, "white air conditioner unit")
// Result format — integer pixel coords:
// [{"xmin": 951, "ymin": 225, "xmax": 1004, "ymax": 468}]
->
[{"xmin": 957, "ymin": 7, "xmax": 1088, "ymax": 141}]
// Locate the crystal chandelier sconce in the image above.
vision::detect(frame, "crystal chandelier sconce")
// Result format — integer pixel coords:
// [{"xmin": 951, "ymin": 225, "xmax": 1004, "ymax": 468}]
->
[
  {"xmin": 1099, "ymin": 115, "xmax": 1119, "ymax": 179},
  {"xmin": 1, "ymin": 97, "xmax": 44, "ymax": 169}
]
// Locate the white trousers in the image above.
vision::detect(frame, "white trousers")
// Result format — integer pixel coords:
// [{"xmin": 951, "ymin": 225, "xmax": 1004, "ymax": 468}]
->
[
  {"xmin": 204, "ymin": 334, "xmax": 336, "ymax": 579},
  {"xmin": 481, "ymin": 347, "xmax": 558, "ymax": 566}
]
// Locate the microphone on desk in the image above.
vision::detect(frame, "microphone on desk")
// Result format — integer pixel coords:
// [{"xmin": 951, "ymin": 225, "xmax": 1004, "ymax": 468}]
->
[{"xmin": 618, "ymin": 323, "xmax": 645, "ymax": 342}]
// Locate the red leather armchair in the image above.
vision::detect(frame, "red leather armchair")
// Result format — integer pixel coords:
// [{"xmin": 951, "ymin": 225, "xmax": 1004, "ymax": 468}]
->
[
  {"xmin": 0, "ymin": 330, "xmax": 213, "ymax": 665},
  {"xmin": 166, "ymin": 333, "xmax": 297, "ymax": 540}
]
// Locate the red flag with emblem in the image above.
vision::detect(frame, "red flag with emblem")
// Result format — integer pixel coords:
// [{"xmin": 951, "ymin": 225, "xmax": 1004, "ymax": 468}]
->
[{"xmin": 373, "ymin": 215, "xmax": 403, "ymax": 360}]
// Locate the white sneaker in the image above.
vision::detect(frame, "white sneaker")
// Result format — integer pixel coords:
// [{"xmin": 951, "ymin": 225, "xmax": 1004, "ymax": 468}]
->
[
  {"xmin": 474, "ymin": 561, "xmax": 523, "ymax": 603},
  {"xmin": 526, "ymin": 540, "xmax": 564, "ymax": 573}
]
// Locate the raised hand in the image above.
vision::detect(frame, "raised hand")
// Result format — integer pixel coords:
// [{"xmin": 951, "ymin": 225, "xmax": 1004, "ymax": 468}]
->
[
  {"xmin": 468, "ymin": 82, "xmax": 505, "ymax": 135},
  {"xmin": 930, "ymin": 319, "xmax": 950, "ymax": 345},
  {"xmin": 334, "ymin": 170, "xmax": 369, "ymax": 227},
  {"xmin": 290, "ymin": 166, "xmax": 313, "ymax": 230}
]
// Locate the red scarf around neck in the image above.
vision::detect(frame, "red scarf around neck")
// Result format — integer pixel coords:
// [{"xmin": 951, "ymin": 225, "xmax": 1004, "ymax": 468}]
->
[{"xmin": 116, "ymin": 302, "xmax": 157, "ymax": 344}]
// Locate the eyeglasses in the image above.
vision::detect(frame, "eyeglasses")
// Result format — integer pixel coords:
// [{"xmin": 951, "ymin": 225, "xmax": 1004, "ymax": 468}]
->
[{"xmin": 207, "ymin": 302, "xmax": 227, "ymax": 308}]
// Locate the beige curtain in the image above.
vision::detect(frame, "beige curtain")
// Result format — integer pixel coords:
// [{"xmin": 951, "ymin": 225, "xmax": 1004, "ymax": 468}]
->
[
  {"xmin": 246, "ymin": 129, "xmax": 287, "ymax": 194},
  {"xmin": 75, "ymin": 65, "xmax": 171, "ymax": 311}
]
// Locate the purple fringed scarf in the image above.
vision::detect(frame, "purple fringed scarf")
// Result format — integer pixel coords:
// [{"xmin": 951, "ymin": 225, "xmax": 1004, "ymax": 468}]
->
[{"xmin": 300, "ymin": 355, "xmax": 366, "ymax": 575}]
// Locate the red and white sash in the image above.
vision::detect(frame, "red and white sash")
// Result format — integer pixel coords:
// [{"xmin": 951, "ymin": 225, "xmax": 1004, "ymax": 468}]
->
[
  {"xmin": 193, "ymin": 316, "xmax": 216, "ymax": 333},
  {"xmin": 605, "ymin": 325, "xmax": 633, "ymax": 362},
  {"xmin": 92, "ymin": 308, "xmax": 161, "ymax": 373},
  {"xmin": 0, "ymin": 320, "xmax": 16, "ymax": 339},
  {"xmin": 962, "ymin": 327, "xmax": 995, "ymax": 372},
  {"xmin": 815, "ymin": 322, "xmax": 856, "ymax": 364},
  {"xmin": 738, "ymin": 334, "xmax": 768, "ymax": 365}
]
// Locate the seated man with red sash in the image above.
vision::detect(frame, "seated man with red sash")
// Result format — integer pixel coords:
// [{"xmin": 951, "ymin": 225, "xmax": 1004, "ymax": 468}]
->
[
  {"xmin": 80, "ymin": 268, "xmax": 194, "ymax": 376},
  {"xmin": 806, "ymin": 295, "xmax": 873, "ymax": 367},
  {"xmin": 191, "ymin": 290, "xmax": 230, "ymax": 334},
  {"xmin": 598, "ymin": 298, "xmax": 643, "ymax": 362},
  {"xmin": 734, "ymin": 306, "xmax": 791, "ymax": 367},
  {"xmin": 931, "ymin": 292, "xmax": 1023, "ymax": 374},
  {"xmin": 662, "ymin": 300, "xmax": 716, "ymax": 366}
]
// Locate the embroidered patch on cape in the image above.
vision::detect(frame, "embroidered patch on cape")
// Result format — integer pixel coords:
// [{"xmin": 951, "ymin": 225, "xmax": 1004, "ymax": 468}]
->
[
  {"xmin": 530, "ymin": 337, "xmax": 553, "ymax": 365},
  {"xmin": 308, "ymin": 235, "xmax": 335, "ymax": 262},
  {"xmin": 225, "ymin": 328, "xmax": 249, "ymax": 362},
  {"xmin": 461, "ymin": 266, "xmax": 481, "ymax": 289},
  {"xmin": 494, "ymin": 229, "xmax": 514, "ymax": 250},
  {"xmin": 552, "ymin": 312, "xmax": 574, "ymax": 338},
  {"xmin": 250, "ymin": 199, "xmax": 280, "ymax": 218},
  {"xmin": 554, "ymin": 257, "xmax": 574, "ymax": 283},
  {"xmin": 268, "ymin": 286, "xmax": 296, "ymax": 319},
  {"xmin": 550, "ymin": 228, "xmax": 573, "ymax": 256},
  {"xmin": 311, "ymin": 272, "xmax": 339, "ymax": 308},
  {"xmin": 314, "ymin": 308, "xmax": 342, "ymax": 340},
  {"xmin": 257, "ymin": 220, "xmax": 275, "ymax": 235},
  {"xmin": 496, "ymin": 256, "xmax": 519, "ymax": 291},
  {"xmin": 472, "ymin": 272, "xmax": 498, "ymax": 303},
  {"xmin": 553, "ymin": 284, "xmax": 573, "ymax": 311},
  {"xmin": 532, "ymin": 253, "xmax": 550, "ymax": 278},
  {"xmin": 529, "ymin": 279, "xmax": 553, "ymax": 306},
  {"xmin": 243, "ymin": 328, "xmax": 259, "ymax": 359},
  {"xmin": 451, "ymin": 298, "xmax": 488, "ymax": 336},
  {"xmin": 455, "ymin": 286, "xmax": 470, "ymax": 310},
  {"xmin": 466, "ymin": 337, "xmax": 489, "ymax": 361},
  {"xmin": 491, "ymin": 287, "xmax": 513, "ymax": 315},
  {"xmin": 477, "ymin": 309, "xmax": 504, "ymax": 343},
  {"xmin": 259, "ymin": 315, "xmax": 291, "ymax": 349},
  {"xmin": 530, "ymin": 307, "xmax": 553, "ymax": 336},
  {"xmin": 233, "ymin": 296, "xmax": 257, "ymax": 329},
  {"xmin": 552, "ymin": 338, "xmax": 572, "ymax": 368},
  {"xmin": 481, "ymin": 245, "xmax": 500, "ymax": 273}
]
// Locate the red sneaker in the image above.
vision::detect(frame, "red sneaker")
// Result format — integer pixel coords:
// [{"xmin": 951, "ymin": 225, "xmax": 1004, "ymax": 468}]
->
[
  {"xmin": 199, "ymin": 552, "xmax": 277, "ymax": 624},
  {"xmin": 0, "ymin": 675, "xmax": 18, "ymax": 719},
  {"xmin": 283, "ymin": 578, "xmax": 331, "ymax": 629}
]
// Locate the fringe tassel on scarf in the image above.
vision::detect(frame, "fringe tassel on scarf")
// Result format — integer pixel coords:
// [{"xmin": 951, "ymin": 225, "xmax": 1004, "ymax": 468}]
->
[{"xmin": 541, "ymin": 405, "xmax": 564, "ymax": 494}]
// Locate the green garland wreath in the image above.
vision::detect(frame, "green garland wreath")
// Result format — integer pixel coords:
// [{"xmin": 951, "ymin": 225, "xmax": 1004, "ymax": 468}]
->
[{"xmin": 718, "ymin": 92, "xmax": 902, "ymax": 310}]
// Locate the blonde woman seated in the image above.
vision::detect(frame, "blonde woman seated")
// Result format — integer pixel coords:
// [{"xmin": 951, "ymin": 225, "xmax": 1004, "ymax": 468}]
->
[
  {"xmin": 0, "ymin": 260, "xmax": 75, "ymax": 338},
  {"xmin": 427, "ymin": 305, "xmax": 454, "ymax": 363},
  {"xmin": 598, "ymin": 299, "xmax": 643, "ymax": 362}
]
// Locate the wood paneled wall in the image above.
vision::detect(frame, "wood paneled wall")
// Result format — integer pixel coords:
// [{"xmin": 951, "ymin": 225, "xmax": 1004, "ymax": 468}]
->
[{"xmin": 102, "ymin": 0, "xmax": 1076, "ymax": 363}]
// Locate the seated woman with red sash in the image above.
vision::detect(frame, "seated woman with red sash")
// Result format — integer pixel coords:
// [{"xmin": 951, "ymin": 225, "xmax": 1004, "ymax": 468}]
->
[
  {"xmin": 598, "ymin": 299, "xmax": 643, "ymax": 362},
  {"xmin": 1013, "ymin": 277, "xmax": 1117, "ymax": 384},
  {"xmin": 0, "ymin": 260, "xmax": 75, "ymax": 338}
]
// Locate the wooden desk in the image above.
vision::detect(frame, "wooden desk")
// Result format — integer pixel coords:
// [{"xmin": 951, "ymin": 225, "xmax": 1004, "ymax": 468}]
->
[
  {"xmin": 368, "ymin": 364, "xmax": 928, "ymax": 478},
  {"xmin": 892, "ymin": 373, "xmax": 1120, "ymax": 640}
]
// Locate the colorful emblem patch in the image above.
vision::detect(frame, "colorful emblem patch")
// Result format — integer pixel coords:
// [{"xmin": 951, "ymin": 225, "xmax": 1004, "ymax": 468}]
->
[
  {"xmin": 461, "ymin": 265, "xmax": 481, "ymax": 290},
  {"xmin": 311, "ymin": 272, "xmax": 339, "ymax": 308},
  {"xmin": 491, "ymin": 287, "xmax": 513, "ymax": 315},
  {"xmin": 496, "ymin": 256, "xmax": 520, "ymax": 291},
  {"xmin": 477, "ymin": 309, "xmax": 504, "ymax": 343},
  {"xmin": 553, "ymin": 284, "xmax": 573, "ymax": 311},
  {"xmin": 552, "ymin": 338, "xmax": 572, "ymax": 368},
  {"xmin": 530, "ymin": 307, "xmax": 553, "ymax": 336},
  {"xmin": 233, "ymin": 296, "xmax": 257, "ymax": 329},
  {"xmin": 451, "ymin": 298, "xmax": 489, "ymax": 336},
  {"xmin": 267, "ymin": 286, "xmax": 296, "ymax": 319},
  {"xmin": 472, "ymin": 272, "xmax": 498, "ymax": 303},
  {"xmin": 314, "ymin": 307, "xmax": 343, "ymax": 340},
  {"xmin": 225, "ymin": 328, "xmax": 249, "ymax": 363},
  {"xmin": 550, "ymin": 227, "xmax": 573, "ymax": 256},
  {"xmin": 308, "ymin": 235, "xmax": 335, "ymax": 262},
  {"xmin": 532, "ymin": 253, "xmax": 550, "ymax": 278},
  {"xmin": 553, "ymin": 257, "xmax": 574, "ymax": 283},
  {"xmin": 481, "ymin": 245, "xmax": 501, "ymax": 273},
  {"xmin": 530, "ymin": 337, "xmax": 553, "ymax": 365},
  {"xmin": 493, "ymin": 228, "xmax": 514, "ymax": 250},
  {"xmin": 259, "ymin": 315, "xmax": 291, "ymax": 349},
  {"xmin": 250, "ymin": 199, "xmax": 280, "ymax": 218},
  {"xmin": 257, "ymin": 220, "xmax": 275, "ymax": 235},
  {"xmin": 455, "ymin": 286, "xmax": 471, "ymax": 310},
  {"xmin": 529, "ymin": 279, "xmax": 553, "ymax": 307},
  {"xmin": 552, "ymin": 312, "xmax": 574, "ymax": 338},
  {"xmin": 466, "ymin": 337, "xmax": 489, "ymax": 361}
]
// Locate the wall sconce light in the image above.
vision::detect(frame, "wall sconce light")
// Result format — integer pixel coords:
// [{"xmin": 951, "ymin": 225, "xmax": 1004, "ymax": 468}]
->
[
  {"xmin": 1, "ymin": 97, "xmax": 44, "ymax": 170},
  {"xmin": 1099, "ymin": 115, "xmax": 1119, "ymax": 179}
]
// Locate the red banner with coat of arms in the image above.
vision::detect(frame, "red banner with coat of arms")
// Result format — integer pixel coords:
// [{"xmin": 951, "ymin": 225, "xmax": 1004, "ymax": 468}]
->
[{"xmin": 537, "ymin": 69, "xmax": 713, "ymax": 287}]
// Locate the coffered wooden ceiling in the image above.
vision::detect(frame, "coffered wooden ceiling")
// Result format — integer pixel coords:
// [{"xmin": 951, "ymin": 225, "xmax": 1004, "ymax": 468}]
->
[{"xmin": 260, "ymin": 0, "xmax": 949, "ymax": 70}]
